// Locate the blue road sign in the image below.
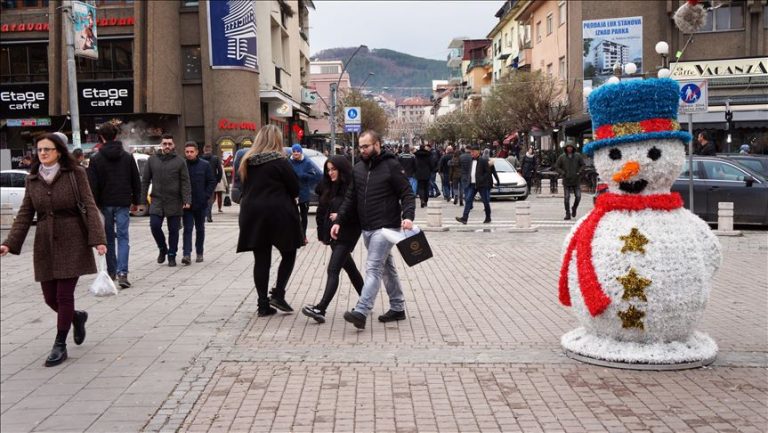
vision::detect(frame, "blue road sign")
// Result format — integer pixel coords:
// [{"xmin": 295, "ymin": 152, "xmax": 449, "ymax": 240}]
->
[{"xmin": 680, "ymin": 83, "xmax": 701, "ymax": 104}]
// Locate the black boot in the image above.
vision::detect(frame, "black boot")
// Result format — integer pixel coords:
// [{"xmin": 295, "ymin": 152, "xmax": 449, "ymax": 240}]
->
[
  {"xmin": 257, "ymin": 298, "xmax": 277, "ymax": 317},
  {"xmin": 269, "ymin": 288, "xmax": 294, "ymax": 312},
  {"xmin": 45, "ymin": 330, "xmax": 68, "ymax": 367},
  {"xmin": 483, "ymin": 210, "xmax": 491, "ymax": 224},
  {"xmin": 72, "ymin": 310, "xmax": 88, "ymax": 345},
  {"xmin": 571, "ymin": 206, "xmax": 578, "ymax": 218}
]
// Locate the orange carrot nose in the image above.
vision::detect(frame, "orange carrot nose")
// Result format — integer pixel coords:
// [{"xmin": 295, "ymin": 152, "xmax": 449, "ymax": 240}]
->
[{"xmin": 612, "ymin": 161, "xmax": 640, "ymax": 183}]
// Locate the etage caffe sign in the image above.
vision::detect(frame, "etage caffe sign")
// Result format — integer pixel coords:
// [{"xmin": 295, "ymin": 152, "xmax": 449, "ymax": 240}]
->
[
  {"xmin": 78, "ymin": 80, "xmax": 133, "ymax": 115},
  {"xmin": 0, "ymin": 83, "xmax": 49, "ymax": 118}
]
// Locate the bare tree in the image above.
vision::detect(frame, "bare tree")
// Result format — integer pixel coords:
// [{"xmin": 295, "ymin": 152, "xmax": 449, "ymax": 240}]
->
[{"xmin": 493, "ymin": 71, "xmax": 571, "ymax": 132}]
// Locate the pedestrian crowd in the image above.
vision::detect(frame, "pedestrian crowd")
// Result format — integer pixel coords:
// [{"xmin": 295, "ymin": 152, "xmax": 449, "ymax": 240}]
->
[{"xmin": 2, "ymin": 124, "xmax": 603, "ymax": 369}]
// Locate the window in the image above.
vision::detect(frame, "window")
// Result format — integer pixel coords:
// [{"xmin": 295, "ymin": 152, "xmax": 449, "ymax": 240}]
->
[
  {"xmin": 0, "ymin": 43, "xmax": 48, "ymax": 83},
  {"xmin": 76, "ymin": 39, "xmax": 132, "ymax": 80},
  {"xmin": 703, "ymin": 161, "xmax": 749, "ymax": 181},
  {"xmin": 558, "ymin": 56, "xmax": 566, "ymax": 79},
  {"xmin": 546, "ymin": 63, "xmax": 553, "ymax": 77},
  {"xmin": 536, "ymin": 21, "xmax": 542, "ymax": 43},
  {"xmin": 182, "ymin": 46, "xmax": 201, "ymax": 81},
  {"xmin": 679, "ymin": 161, "xmax": 702, "ymax": 179},
  {"xmin": 0, "ymin": 172, "xmax": 27, "ymax": 187},
  {"xmin": 546, "ymin": 14, "xmax": 553, "ymax": 35},
  {"xmin": 699, "ymin": 1, "xmax": 744, "ymax": 32},
  {"xmin": 1, "ymin": 0, "xmax": 49, "ymax": 9},
  {"xmin": 320, "ymin": 65, "xmax": 339, "ymax": 74},
  {"xmin": 95, "ymin": 0, "xmax": 134, "ymax": 5},
  {"xmin": 181, "ymin": 0, "xmax": 198, "ymax": 6},
  {"xmin": 559, "ymin": 1, "xmax": 567, "ymax": 25}
]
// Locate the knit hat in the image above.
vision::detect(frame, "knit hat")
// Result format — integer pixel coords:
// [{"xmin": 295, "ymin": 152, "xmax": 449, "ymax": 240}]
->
[
  {"xmin": 583, "ymin": 78, "xmax": 692, "ymax": 156},
  {"xmin": 291, "ymin": 144, "xmax": 303, "ymax": 153}
]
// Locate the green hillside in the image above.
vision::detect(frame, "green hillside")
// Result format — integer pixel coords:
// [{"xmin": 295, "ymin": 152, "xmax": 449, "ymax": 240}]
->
[{"xmin": 312, "ymin": 47, "xmax": 452, "ymax": 97}]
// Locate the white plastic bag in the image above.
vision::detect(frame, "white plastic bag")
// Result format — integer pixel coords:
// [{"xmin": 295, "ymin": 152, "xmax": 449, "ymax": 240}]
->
[
  {"xmin": 90, "ymin": 253, "xmax": 118, "ymax": 297},
  {"xmin": 380, "ymin": 225, "xmax": 421, "ymax": 244}
]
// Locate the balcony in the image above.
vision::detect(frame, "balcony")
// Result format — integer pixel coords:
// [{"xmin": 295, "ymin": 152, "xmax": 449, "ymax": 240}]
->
[{"xmin": 466, "ymin": 58, "xmax": 491, "ymax": 74}]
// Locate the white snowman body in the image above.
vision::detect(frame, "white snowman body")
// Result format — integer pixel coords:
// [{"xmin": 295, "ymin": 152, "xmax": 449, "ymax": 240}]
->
[{"xmin": 561, "ymin": 138, "xmax": 722, "ymax": 363}]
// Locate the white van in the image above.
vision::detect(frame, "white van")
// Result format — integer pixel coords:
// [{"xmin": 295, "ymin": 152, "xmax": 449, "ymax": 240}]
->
[{"xmin": 130, "ymin": 153, "xmax": 150, "ymax": 216}]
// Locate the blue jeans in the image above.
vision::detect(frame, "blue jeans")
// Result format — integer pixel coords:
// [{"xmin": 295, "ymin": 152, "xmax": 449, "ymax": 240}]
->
[
  {"xmin": 150, "ymin": 214, "xmax": 181, "ymax": 257},
  {"xmin": 101, "ymin": 206, "xmax": 130, "ymax": 276},
  {"xmin": 183, "ymin": 208, "xmax": 206, "ymax": 256},
  {"xmin": 461, "ymin": 184, "xmax": 491, "ymax": 220},
  {"xmin": 440, "ymin": 173, "xmax": 452, "ymax": 199},
  {"xmin": 354, "ymin": 229, "xmax": 406, "ymax": 316},
  {"xmin": 429, "ymin": 172, "xmax": 439, "ymax": 196},
  {"xmin": 408, "ymin": 177, "xmax": 417, "ymax": 194}
]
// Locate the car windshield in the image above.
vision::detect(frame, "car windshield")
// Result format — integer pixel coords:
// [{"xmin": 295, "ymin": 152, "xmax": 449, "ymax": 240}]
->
[
  {"xmin": 731, "ymin": 158, "xmax": 768, "ymax": 177},
  {"xmin": 493, "ymin": 158, "xmax": 515, "ymax": 172}
]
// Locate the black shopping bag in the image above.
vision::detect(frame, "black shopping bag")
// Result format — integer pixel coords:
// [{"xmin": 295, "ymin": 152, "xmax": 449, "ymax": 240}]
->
[
  {"xmin": 396, "ymin": 230, "xmax": 433, "ymax": 267},
  {"xmin": 223, "ymin": 195, "xmax": 232, "ymax": 207}
]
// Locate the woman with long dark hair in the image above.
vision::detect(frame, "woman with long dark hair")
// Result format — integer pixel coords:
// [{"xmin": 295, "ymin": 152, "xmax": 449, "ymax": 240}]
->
[
  {"xmin": 1, "ymin": 133, "xmax": 107, "ymax": 367},
  {"xmin": 236, "ymin": 125, "xmax": 302, "ymax": 316},
  {"xmin": 301, "ymin": 155, "xmax": 364, "ymax": 323}
]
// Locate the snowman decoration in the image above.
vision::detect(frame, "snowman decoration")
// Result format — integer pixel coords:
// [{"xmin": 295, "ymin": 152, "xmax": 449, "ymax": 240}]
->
[{"xmin": 559, "ymin": 78, "xmax": 721, "ymax": 366}]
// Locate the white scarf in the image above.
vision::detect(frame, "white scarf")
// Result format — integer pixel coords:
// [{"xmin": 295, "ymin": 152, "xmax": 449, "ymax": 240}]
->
[{"xmin": 39, "ymin": 162, "xmax": 60, "ymax": 184}]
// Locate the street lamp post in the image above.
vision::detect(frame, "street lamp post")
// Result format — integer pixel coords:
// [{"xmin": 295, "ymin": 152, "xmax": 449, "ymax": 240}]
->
[
  {"xmin": 330, "ymin": 44, "xmax": 368, "ymax": 155},
  {"xmin": 358, "ymin": 72, "xmax": 374, "ymax": 91}
]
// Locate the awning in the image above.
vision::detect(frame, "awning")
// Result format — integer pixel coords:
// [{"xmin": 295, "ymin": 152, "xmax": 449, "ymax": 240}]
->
[
  {"xmin": 260, "ymin": 89, "xmax": 302, "ymax": 110},
  {"xmin": 560, "ymin": 114, "xmax": 592, "ymax": 136}
]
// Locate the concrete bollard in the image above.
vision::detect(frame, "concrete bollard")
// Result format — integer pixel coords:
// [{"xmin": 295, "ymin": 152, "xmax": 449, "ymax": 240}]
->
[
  {"xmin": 538, "ymin": 178, "xmax": 553, "ymax": 197},
  {"xmin": 0, "ymin": 203, "xmax": 14, "ymax": 230},
  {"xmin": 424, "ymin": 200, "xmax": 448, "ymax": 232},
  {"xmin": 508, "ymin": 201, "xmax": 538, "ymax": 233},
  {"xmin": 714, "ymin": 202, "xmax": 742, "ymax": 236}
]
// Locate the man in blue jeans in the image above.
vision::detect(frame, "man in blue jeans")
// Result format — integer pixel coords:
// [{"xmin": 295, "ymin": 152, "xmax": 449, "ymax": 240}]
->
[
  {"xmin": 331, "ymin": 129, "xmax": 416, "ymax": 330},
  {"xmin": 181, "ymin": 142, "xmax": 216, "ymax": 265},
  {"xmin": 141, "ymin": 134, "xmax": 192, "ymax": 267},
  {"xmin": 87, "ymin": 122, "xmax": 142, "ymax": 288}
]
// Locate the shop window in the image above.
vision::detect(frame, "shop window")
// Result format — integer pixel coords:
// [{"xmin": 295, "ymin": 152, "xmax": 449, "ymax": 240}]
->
[
  {"xmin": 698, "ymin": 1, "xmax": 744, "ymax": 32},
  {"xmin": 0, "ymin": 43, "xmax": 48, "ymax": 83},
  {"xmin": 76, "ymin": 39, "xmax": 133, "ymax": 80},
  {"xmin": 182, "ymin": 46, "xmax": 202, "ymax": 81},
  {"xmin": 1, "ymin": 0, "xmax": 49, "ymax": 9}
]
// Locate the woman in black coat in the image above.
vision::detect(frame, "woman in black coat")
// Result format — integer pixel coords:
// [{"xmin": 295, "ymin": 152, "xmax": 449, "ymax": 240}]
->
[
  {"xmin": 301, "ymin": 155, "xmax": 364, "ymax": 323},
  {"xmin": 236, "ymin": 125, "xmax": 303, "ymax": 316}
]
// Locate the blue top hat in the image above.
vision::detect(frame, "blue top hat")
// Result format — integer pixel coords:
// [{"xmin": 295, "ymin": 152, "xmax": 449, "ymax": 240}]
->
[{"xmin": 583, "ymin": 78, "xmax": 692, "ymax": 156}]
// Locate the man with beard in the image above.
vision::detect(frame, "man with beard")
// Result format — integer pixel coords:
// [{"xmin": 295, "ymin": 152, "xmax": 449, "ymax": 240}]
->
[
  {"xmin": 331, "ymin": 130, "xmax": 415, "ymax": 330},
  {"xmin": 181, "ymin": 142, "xmax": 216, "ymax": 265},
  {"xmin": 141, "ymin": 134, "xmax": 192, "ymax": 267},
  {"xmin": 554, "ymin": 143, "xmax": 585, "ymax": 220}
]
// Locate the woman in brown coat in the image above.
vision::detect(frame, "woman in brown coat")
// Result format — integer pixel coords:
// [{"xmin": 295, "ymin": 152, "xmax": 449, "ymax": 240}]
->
[{"xmin": 1, "ymin": 133, "xmax": 107, "ymax": 367}]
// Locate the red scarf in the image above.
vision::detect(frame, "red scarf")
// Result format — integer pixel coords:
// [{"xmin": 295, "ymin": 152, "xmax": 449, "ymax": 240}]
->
[{"xmin": 559, "ymin": 192, "xmax": 684, "ymax": 316}]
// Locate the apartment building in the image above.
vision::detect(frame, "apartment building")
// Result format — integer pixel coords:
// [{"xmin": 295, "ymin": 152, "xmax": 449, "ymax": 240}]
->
[
  {"xmin": 0, "ymin": 0, "xmax": 315, "ymax": 167},
  {"xmin": 306, "ymin": 60, "xmax": 350, "ymax": 136},
  {"xmin": 487, "ymin": 0, "xmax": 525, "ymax": 83}
]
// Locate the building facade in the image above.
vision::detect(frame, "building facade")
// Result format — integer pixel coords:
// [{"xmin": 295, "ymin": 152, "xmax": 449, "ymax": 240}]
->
[
  {"xmin": 306, "ymin": 60, "xmax": 350, "ymax": 137},
  {"xmin": 0, "ymin": 0, "xmax": 314, "ymax": 169}
]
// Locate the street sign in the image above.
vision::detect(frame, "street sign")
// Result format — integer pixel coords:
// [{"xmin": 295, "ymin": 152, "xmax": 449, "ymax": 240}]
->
[
  {"xmin": 677, "ymin": 80, "xmax": 708, "ymax": 114},
  {"xmin": 344, "ymin": 106, "xmax": 361, "ymax": 124},
  {"xmin": 344, "ymin": 124, "xmax": 361, "ymax": 133}
]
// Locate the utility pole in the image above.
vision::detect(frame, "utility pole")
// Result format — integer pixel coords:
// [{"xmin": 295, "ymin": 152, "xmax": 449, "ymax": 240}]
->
[
  {"xmin": 329, "ymin": 82, "xmax": 337, "ymax": 155},
  {"xmin": 62, "ymin": 0, "xmax": 82, "ymax": 148}
]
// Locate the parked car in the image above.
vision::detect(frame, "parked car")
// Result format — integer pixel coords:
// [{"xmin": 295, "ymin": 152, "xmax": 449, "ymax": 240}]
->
[
  {"xmin": 0, "ymin": 169, "xmax": 28, "ymax": 218},
  {"xmin": 489, "ymin": 157, "xmax": 528, "ymax": 200},
  {"xmin": 717, "ymin": 154, "xmax": 768, "ymax": 178},
  {"xmin": 283, "ymin": 147, "xmax": 326, "ymax": 206},
  {"xmin": 672, "ymin": 156, "xmax": 768, "ymax": 226}
]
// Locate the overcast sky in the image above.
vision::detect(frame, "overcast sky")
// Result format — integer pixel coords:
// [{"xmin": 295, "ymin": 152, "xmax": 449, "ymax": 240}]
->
[{"xmin": 309, "ymin": 1, "xmax": 502, "ymax": 60}]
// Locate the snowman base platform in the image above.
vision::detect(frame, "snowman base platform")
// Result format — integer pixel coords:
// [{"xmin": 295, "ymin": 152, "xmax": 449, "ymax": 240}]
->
[{"xmin": 562, "ymin": 327, "xmax": 717, "ymax": 370}]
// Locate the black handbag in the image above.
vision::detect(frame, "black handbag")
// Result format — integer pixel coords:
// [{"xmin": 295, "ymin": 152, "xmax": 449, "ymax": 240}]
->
[
  {"xmin": 395, "ymin": 230, "xmax": 433, "ymax": 267},
  {"xmin": 223, "ymin": 195, "xmax": 232, "ymax": 207}
]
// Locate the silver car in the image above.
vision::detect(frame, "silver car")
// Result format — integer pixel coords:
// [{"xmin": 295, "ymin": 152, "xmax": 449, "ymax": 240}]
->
[{"xmin": 0, "ymin": 169, "xmax": 28, "ymax": 218}]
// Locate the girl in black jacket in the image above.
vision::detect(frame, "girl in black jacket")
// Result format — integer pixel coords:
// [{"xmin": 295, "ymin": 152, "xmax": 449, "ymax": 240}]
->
[{"xmin": 302, "ymin": 155, "xmax": 364, "ymax": 323}]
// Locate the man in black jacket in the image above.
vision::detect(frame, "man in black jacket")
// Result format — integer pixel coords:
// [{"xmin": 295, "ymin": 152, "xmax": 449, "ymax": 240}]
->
[
  {"xmin": 413, "ymin": 143, "xmax": 435, "ymax": 208},
  {"xmin": 87, "ymin": 122, "xmax": 141, "ymax": 288},
  {"xmin": 331, "ymin": 130, "xmax": 416, "ymax": 330},
  {"xmin": 182, "ymin": 142, "xmax": 216, "ymax": 265},
  {"xmin": 455, "ymin": 144, "xmax": 500, "ymax": 224},
  {"xmin": 397, "ymin": 144, "xmax": 417, "ymax": 194},
  {"xmin": 201, "ymin": 143, "xmax": 223, "ymax": 222}
]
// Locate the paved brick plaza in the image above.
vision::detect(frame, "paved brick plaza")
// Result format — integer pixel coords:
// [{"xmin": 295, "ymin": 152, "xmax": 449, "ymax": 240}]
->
[{"xmin": 1, "ymin": 197, "xmax": 766, "ymax": 433}]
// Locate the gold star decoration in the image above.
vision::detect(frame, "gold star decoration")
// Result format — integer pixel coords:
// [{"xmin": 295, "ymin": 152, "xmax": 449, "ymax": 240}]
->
[
  {"xmin": 617, "ymin": 268, "xmax": 651, "ymax": 301},
  {"xmin": 619, "ymin": 228, "xmax": 649, "ymax": 254},
  {"xmin": 617, "ymin": 305, "xmax": 645, "ymax": 330}
]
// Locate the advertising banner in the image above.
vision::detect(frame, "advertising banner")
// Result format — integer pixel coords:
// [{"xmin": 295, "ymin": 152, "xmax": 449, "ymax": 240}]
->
[
  {"xmin": 207, "ymin": 0, "xmax": 258, "ymax": 71},
  {"xmin": 73, "ymin": 1, "xmax": 98, "ymax": 60},
  {"xmin": 78, "ymin": 80, "xmax": 133, "ymax": 115},
  {"xmin": 582, "ymin": 16, "xmax": 643, "ymax": 88},
  {"xmin": 0, "ymin": 83, "xmax": 49, "ymax": 118}
]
